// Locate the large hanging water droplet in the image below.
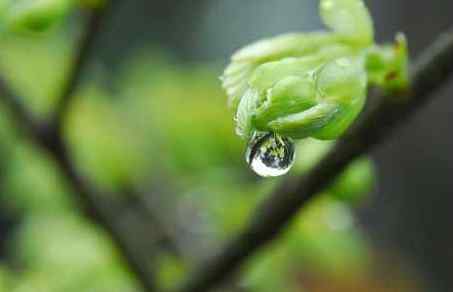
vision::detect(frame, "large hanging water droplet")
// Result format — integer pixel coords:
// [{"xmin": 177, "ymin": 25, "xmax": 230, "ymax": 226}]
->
[{"xmin": 245, "ymin": 132, "xmax": 296, "ymax": 177}]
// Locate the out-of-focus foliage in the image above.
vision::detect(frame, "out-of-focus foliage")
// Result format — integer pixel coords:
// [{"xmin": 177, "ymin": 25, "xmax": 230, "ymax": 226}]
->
[
  {"xmin": 329, "ymin": 158, "xmax": 375, "ymax": 203},
  {"xmin": 243, "ymin": 196, "xmax": 369, "ymax": 292},
  {"xmin": 0, "ymin": 35, "xmax": 141, "ymax": 287},
  {"xmin": 10, "ymin": 215, "xmax": 140, "ymax": 292},
  {"xmin": 3, "ymin": 0, "xmax": 74, "ymax": 33},
  {"xmin": 187, "ymin": 136, "xmax": 376, "ymax": 291},
  {"xmin": 1, "ymin": 143, "xmax": 74, "ymax": 214},
  {"xmin": 156, "ymin": 254, "xmax": 186, "ymax": 291},
  {"xmin": 78, "ymin": 0, "xmax": 106, "ymax": 9},
  {"xmin": 0, "ymin": 13, "xmax": 420, "ymax": 292},
  {"xmin": 0, "ymin": 27, "xmax": 250, "ymax": 291},
  {"xmin": 0, "ymin": 0, "xmax": 106, "ymax": 34},
  {"xmin": 0, "ymin": 265, "xmax": 11, "ymax": 291},
  {"xmin": 0, "ymin": 32, "xmax": 71, "ymax": 116}
]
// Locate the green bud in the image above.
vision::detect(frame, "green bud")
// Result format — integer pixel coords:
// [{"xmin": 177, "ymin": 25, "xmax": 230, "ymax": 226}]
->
[
  {"xmin": 320, "ymin": 0, "xmax": 374, "ymax": 45},
  {"xmin": 243, "ymin": 56, "xmax": 367, "ymax": 140},
  {"xmin": 222, "ymin": 33, "xmax": 361, "ymax": 113},
  {"xmin": 6, "ymin": 0, "xmax": 74, "ymax": 33},
  {"xmin": 221, "ymin": 0, "xmax": 409, "ymax": 148},
  {"xmin": 311, "ymin": 57, "xmax": 367, "ymax": 139},
  {"xmin": 366, "ymin": 33, "xmax": 409, "ymax": 92},
  {"xmin": 253, "ymin": 75, "xmax": 317, "ymax": 131}
]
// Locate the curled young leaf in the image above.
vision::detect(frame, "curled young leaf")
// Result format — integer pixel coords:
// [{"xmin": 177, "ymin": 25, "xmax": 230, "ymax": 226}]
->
[
  {"xmin": 222, "ymin": 0, "xmax": 408, "ymax": 142},
  {"xmin": 320, "ymin": 0, "xmax": 374, "ymax": 45},
  {"xmin": 221, "ymin": 0, "xmax": 409, "ymax": 176}
]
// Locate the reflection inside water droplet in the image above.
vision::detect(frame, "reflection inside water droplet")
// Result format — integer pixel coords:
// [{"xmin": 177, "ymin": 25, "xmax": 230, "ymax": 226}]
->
[{"xmin": 245, "ymin": 132, "xmax": 296, "ymax": 177}]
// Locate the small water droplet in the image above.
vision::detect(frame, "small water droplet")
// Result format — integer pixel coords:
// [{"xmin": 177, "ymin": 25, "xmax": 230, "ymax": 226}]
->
[{"xmin": 245, "ymin": 132, "xmax": 296, "ymax": 177}]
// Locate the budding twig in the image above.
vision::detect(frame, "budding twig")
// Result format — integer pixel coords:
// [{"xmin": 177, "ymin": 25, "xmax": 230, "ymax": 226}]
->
[
  {"xmin": 176, "ymin": 28, "xmax": 453, "ymax": 292},
  {"xmin": 0, "ymin": 4, "xmax": 158, "ymax": 292}
]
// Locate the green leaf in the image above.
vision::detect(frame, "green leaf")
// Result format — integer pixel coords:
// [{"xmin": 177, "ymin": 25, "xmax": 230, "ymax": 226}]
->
[
  {"xmin": 249, "ymin": 56, "xmax": 367, "ymax": 140},
  {"xmin": 221, "ymin": 0, "xmax": 409, "ymax": 145},
  {"xmin": 235, "ymin": 88, "xmax": 259, "ymax": 138},
  {"xmin": 312, "ymin": 57, "xmax": 367, "ymax": 139},
  {"xmin": 222, "ymin": 32, "xmax": 357, "ymax": 111},
  {"xmin": 320, "ymin": 0, "xmax": 374, "ymax": 45}
]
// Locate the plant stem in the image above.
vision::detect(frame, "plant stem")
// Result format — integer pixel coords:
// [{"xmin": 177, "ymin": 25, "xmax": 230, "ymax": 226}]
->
[
  {"xmin": 51, "ymin": 6, "xmax": 111, "ymax": 128},
  {"xmin": 0, "ymin": 4, "xmax": 158, "ymax": 291},
  {"xmin": 176, "ymin": 28, "xmax": 453, "ymax": 292}
]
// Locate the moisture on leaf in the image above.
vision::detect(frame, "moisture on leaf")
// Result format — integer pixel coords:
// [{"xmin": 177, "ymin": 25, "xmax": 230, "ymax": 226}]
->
[{"xmin": 222, "ymin": 0, "xmax": 409, "ymax": 142}]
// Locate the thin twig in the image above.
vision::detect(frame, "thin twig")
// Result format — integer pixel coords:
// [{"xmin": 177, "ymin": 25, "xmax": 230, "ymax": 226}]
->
[
  {"xmin": 0, "ymin": 93, "xmax": 159, "ymax": 291},
  {"xmin": 51, "ymin": 5, "xmax": 111, "ymax": 128},
  {"xmin": 48, "ymin": 139, "xmax": 158, "ymax": 292},
  {"xmin": 0, "ymin": 79, "xmax": 41, "ymax": 139},
  {"xmin": 49, "ymin": 4, "xmax": 160, "ymax": 291},
  {"xmin": 177, "ymin": 28, "xmax": 453, "ymax": 292},
  {"xmin": 0, "ymin": 4, "xmax": 159, "ymax": 292}
]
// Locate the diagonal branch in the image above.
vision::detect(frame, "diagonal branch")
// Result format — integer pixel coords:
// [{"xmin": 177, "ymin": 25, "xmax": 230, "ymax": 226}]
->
[
  {"xmin": 0, "ymin": 79, "xmax": 41, "ymax": 140},
  {"xmin": 51, "ymin": 4, "xmax": 112, "ymax": 128},
  {"xmin": 46, "ymin": 136, "xmax": 159, "ymax": 292},
  {"xmin": 176, "ymin": 28, "xmax": 453, "ymax": 292},
  {"xmin": 0, "ymin": 4, "xmax": 159, "ymax": 292}
]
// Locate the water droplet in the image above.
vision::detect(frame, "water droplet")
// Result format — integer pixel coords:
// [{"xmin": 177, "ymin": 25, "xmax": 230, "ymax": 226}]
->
[{"xmin": 245, "ymin": 132, "xmax": 296, "ymax": 177}]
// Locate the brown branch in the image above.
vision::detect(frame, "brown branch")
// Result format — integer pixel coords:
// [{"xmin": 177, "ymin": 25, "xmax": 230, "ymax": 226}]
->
[{"xmin": 176, "ymin": 28, "xmax": 453, "ymax": 292}]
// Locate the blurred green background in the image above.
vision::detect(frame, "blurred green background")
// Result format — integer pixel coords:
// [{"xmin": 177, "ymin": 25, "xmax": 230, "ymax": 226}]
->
[{"xmin": 1, "ymin": 1, "xmax": 452, "ymax": 292}]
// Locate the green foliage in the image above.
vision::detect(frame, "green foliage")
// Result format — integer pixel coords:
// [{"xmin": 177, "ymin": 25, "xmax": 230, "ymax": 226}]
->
[
  {"xmin": 243, "ymin": 196, "xmax": 371, "ymax": 292},
  {"xmin": 156, "ymin": 254, "xmax": 186, "ymax": 290},
  {"xmin": 4, "ymin": 0, "xmax": 74, "ymax": 33},
  {"xmin": 0, "ymin": 32, "xmax": 72, "ymax": 117},
  {"xmin": 115, "ymin": 50, "xmax": 246, "ymax": 183},
  {"xmin": 185, "ymin": 141, "xmax": 376, "ymax": 292},
  {"xmin": 0, "ymin": 266, "xmax": 11, "ymax": 292},
  {"xmin": 1, "ymin": 143, "xmax": 75, "ymax": 214},
  {"xmin": 0, "ymin": 7, "xmax": 383, "ymax": 292},
  {"xmin": 222, "ymin": 0, "xmax": 409, "ymax": 140},
  {"xmin": 10, "ymin": 215, "xmax": 140, "ymax": 292},
  {"xmin": 294, "ymin": 139, "xmax": 376, "ymax": 203},
  {"xmin": 0, "ymin": 32, "xmax": 250, "ymax": 291},
  {"xmin": 65, "ymin": 86, "xmax": 151, "ymax": 189},
  {"xmin": 320, "ymin": 0, "xmax": 373, "ymax": 44},
  {"xmin": 329, "ymin": 157, "xmax": 375, "ymax": 203}
]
